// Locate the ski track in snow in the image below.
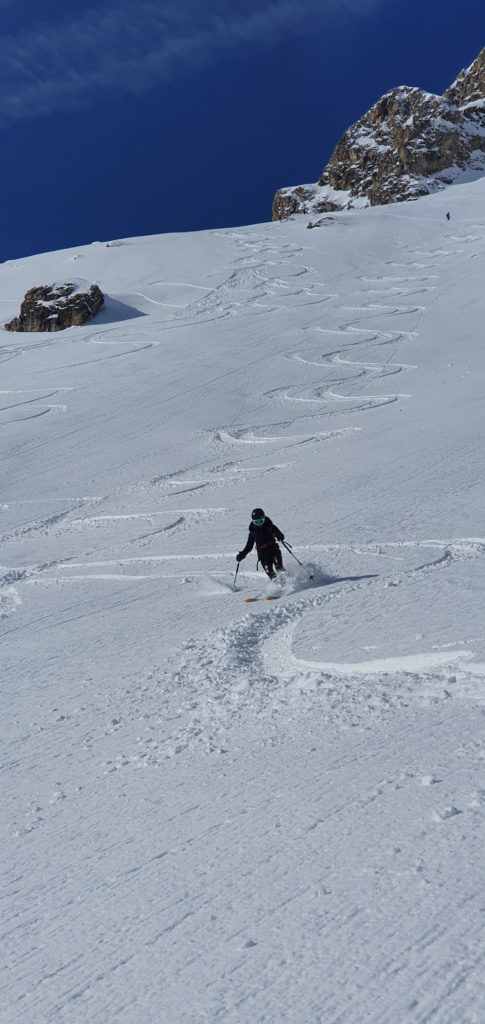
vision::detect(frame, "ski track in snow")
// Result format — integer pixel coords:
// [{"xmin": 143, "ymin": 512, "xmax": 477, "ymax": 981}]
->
[
  {"xmin": 63, "ymin": 226, "xmax": 484, "ymax": 757},
  {"xmin": 206, "ymin": 235, "xmax": 426, "ymax": 448},
  {"xmin": 0, "ymin": 387, "xmax": 70, "ymax": 424},
  {"xmin": 1, "ymin": 228, "xmax": 480, "ymax": 690},
  {"xmin": 0, "ymin": 230, "xmax": 473, "ymax": 601},
  {"xmin": 6, "ymin": 536, "xmax": 478, "ymax": 766},
  {"xmin": 0, "ymin": 236, "xmax": 424, "ymax": 549},
  {"xmin": 123, "ymin": 538, "xmax": 485, "ymax": 762}
]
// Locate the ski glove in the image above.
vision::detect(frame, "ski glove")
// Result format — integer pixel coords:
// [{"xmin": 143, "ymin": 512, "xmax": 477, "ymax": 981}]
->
[{"xmin": 236, "ymin": 552, "xmax": 245, "ymax": 562}]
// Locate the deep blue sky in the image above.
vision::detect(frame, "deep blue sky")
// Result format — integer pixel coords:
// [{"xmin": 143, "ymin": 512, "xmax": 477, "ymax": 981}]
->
[{"xmin": 0, "ymin": 0, "xmax": 483, "ymax": 259}]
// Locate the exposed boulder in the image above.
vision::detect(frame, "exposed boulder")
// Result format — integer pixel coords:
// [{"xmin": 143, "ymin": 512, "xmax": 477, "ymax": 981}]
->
[
  {"xmin": 5, "ymin": 281, "xmax": 104, "ymax": 332},
  {"xmin": 273, "ymin": 47, "xmax": 485, "ymax": 220}
]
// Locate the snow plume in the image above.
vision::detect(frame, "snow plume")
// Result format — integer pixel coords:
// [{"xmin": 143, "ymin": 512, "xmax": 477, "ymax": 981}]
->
[
  {"xmin": 276, "ymin": 561, "xmax": 342, "ymax": 597},
  {"xmin": 0, "ymin": 0, "xmax": 388, "ymax": 127}
]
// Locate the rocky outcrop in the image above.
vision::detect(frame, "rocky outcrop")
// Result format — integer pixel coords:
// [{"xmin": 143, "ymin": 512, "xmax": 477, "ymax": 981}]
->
[
  {"xmin": 5, "ymin": 281, "xmax": 104, "ymax": 332},
  {"xmin": 444, "ymin": 47, "xmax": 485, "ymax": 107},
  {"xmin": 273, "ymin": 47, "xmax": 485, "ymax": 220}
]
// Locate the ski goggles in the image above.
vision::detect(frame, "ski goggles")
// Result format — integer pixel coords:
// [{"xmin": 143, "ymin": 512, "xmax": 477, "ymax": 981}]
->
[{"xmin": 252, "ymin": 517, "xmax": 265, "ymax": 526}]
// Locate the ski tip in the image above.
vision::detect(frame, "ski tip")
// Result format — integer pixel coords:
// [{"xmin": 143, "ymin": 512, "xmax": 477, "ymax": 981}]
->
[
  {"xmin": 265, "ymin": 594, "xmax": 281, "ymax": 601},
  {"xmin": 244, "ymin": 597, "xmax": 258, "ymax": 603}
]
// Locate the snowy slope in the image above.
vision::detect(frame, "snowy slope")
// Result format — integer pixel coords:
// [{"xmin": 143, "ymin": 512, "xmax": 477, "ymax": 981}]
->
[{"xmin": 2, "ymin": 180, "xmax": 485, "ymax": 1024}]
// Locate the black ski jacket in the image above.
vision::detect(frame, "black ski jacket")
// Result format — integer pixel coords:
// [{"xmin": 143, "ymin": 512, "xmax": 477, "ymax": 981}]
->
[{"xmin": 239, "ymin": 517, "xmax": 284, "ymax": 558}]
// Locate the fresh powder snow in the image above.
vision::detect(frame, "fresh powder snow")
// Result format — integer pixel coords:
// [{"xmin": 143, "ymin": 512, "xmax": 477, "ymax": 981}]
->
[{"xmin": 1, "ymin": 178, "xmax": 485, "ymax": 1023}]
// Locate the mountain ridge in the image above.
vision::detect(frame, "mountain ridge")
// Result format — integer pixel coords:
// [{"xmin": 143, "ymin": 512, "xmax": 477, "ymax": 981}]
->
[{"xmin": 273, "ymin": 47, "xmax": 485, "ymax": 220}]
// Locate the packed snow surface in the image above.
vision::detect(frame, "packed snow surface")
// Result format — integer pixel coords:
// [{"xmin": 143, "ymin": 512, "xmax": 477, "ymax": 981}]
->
[{"xmin": 2, "ymin": 180, "xmax": 485, "ymax": 1023}]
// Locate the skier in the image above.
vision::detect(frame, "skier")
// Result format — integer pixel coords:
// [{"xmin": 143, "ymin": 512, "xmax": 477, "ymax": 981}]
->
[
  {"xmin": 236, "ymin": 508, "xmax": 285, "ymax": 580},
  {"xmin": 446, "ymin": 211, "xmax": 451, "ymax": 221}
]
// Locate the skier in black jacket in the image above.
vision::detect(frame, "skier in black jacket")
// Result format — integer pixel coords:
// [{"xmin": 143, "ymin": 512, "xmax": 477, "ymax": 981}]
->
[{"xmin": 236, "ymin": 508, "xmax": 285, "ymax": 579}]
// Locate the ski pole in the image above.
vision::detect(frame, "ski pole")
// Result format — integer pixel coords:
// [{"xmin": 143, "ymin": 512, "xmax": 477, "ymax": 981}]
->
[
  {"xmin": 282, "ymin": 540, "xmax": 314, "ymax": 580},
  {"xmin": 282, "ymin": 540, "xmax": 303, "ymax": 566},
  {"xmin": 233, "ymin": 562, "xmax": 240, "ymax": 591}
]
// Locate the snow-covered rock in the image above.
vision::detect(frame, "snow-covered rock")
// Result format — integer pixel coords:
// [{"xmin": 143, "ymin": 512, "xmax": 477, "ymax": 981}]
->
[
  {"xmin": 273, "ymin": 47, "xmax": 485, "ymax": 219},
  {"xmin": 5, "ymin": 280, "xmax": 104, "ymax": 332}
]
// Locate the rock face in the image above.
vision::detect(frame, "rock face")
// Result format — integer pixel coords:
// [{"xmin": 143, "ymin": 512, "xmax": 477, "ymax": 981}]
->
[
  {"xmin": 5, "ymin": 281, "xmax": 104, "ymax": 332},
  {"xmin": 273, "ymin": 48, "xmax": 485, "ymax": 220}
]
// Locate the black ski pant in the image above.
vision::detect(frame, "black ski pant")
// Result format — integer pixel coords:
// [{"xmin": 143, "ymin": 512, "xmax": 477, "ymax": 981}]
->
[{"xmin": 259, "ymin": 543, "xmax": 284, "ymax": 580}]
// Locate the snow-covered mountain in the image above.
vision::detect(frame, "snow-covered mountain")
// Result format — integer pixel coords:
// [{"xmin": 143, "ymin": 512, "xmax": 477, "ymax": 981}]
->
[
  {"xmin": 273, "ymin": 47, "xmax": 485, "ymax": 220},
  {"xmin": 2, "ymin": 177, "xmax": 485, "ymax": 1023}
]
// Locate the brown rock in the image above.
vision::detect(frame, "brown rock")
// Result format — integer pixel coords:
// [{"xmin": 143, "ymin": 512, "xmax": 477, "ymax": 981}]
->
[
  {"xmin": 5, "ymin": 281, "xmax": 104, "ymax": 332},
  {"xmin": 273, "ymin": 47, "xmax": 485, "ymax": 220},
  {"xmin": 444, "ymin": 47, "xmax": 485, "ymax": 107},
  {"xmin": 271, "ymin": 186, "xmax": 316, "ymax": 220}
]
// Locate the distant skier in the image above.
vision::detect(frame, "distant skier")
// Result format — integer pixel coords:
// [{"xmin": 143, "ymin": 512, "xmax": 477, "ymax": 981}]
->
[
  {"xmin": 236, "ymin": 508, "xmax": 285, "ymax": 580},
  {"xmin": 446, "ymin": 211, "xmax": 451, "ymax": 221}
]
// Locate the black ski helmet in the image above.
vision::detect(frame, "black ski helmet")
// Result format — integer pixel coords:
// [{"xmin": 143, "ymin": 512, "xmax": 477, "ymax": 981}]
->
[{"xmin": 251, "ymin": 507, "xmax": 265, "ymax": 521}]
